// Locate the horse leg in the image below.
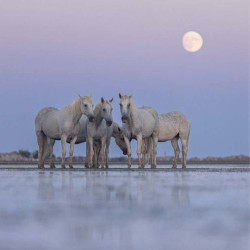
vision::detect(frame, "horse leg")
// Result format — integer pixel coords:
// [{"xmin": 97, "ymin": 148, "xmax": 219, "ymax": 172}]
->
[
  {"xmin": 93, "ymin": 143, "xmax": 99, "ymax": 168},
  {"xmin": 48, "ymin": 139, "xmax": 56, "ymax": 168},
  {"xmin": 142, "ymin": 151, "xmax": 145, "ymax": 168},
  {"xmin": 105, "ymin": 138, "xmax": 111, "ymax": 168},
  {"xmin": 85, "ymin": 141, "xmax": 89, "ymax": 168},
  {"xmin": 41, "ymin": 136, "xmax": 49, "ymax": 168},
  {"xmin": 92, "ymin": 144, "xmax": 96, "ymax": 168},
  {"xmin": 88, "ymin": 137, "xmax": 94, "ymax": 168},
  {"xmin": 180, "ymin": 137, "xmax": 189, "ymax": 168},
  {"xmin": 97, "ymin": 143, "xmax": 101, "ymax": 168},
  {"xmin": 141, "ymin": 139, "xmax": 146, "ymax": 168},
  {"xmin": 61, "ymin": 134, "xmax": 67, "ymax": 168},
  {"xmin": 100, "ymin": 137, "xmax": 106, "ymax": 168},
  {"xmin": 136, "ymin": 134, "xmax": 142, "ymax": 168},
  {"xmin": 69, "ymin": 136, "xmax": 77, "ymax": 168},
  {"xmin": 37, "ymin": 132, "xmax": 45, "ymax": 169},
  {"xmin": 151, "ymin": 135, "xmax": 158, "ymax": 168},
  {"xmin": 145, "ymin": 138, "xmax": 152, "ymax": 167},
  {"xmin": 124, "ymin": 136, "xmax": 132, "ymax": 168},
  {"xmin": 171, "ymin": 137, "xmax": 180, "ymax": 169}
]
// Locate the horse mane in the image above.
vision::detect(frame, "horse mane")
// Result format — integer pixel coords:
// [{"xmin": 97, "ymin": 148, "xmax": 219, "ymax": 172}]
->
[
  {"xmin": 62, "ymin": 98, "xmax": 81, "ymax": 115},
  {"xmin": 130, "ymin": 99, "xmax": 137, "ymax": 110}
]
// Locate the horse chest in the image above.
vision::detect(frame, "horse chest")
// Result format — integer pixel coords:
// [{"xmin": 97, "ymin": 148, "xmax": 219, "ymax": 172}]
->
[
  {"xmin": 94, "ymin": 129, "xmax": 105, "ymax": 139},
  {"xmin": 88, "ymin": 124, "xmax": 106, "ymax": 139}
]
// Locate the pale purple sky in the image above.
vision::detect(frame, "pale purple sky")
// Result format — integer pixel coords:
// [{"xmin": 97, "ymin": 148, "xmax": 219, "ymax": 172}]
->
[{"xmin": 0, "ymin": 0, "xmax": 248, "ymax": 157}]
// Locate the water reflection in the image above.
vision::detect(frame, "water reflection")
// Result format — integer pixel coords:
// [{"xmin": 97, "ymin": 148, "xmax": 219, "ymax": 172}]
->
[
  {"xmin": 37, "ymin": 171, "xmax": 191, "ymax": 208},
  {"xmin": 37, "ymin": 171, "xmax": 55, "ymax": 199},
  {"xmin": 0, "ymin": 169, "xmax": 248, "ymax": 250},
  {"xmin": 171, "ymin": 172, "xmax": 190, "ymax": 207}
]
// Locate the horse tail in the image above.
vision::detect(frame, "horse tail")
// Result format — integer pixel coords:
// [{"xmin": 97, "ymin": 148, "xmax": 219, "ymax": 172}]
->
[
  {"xmin": 185, "ymin": 124, "xmax": 191, "ymax": 152},
  {"xmin": 143, "ymin": 137, "xmax": 153, "ymax": 164}
]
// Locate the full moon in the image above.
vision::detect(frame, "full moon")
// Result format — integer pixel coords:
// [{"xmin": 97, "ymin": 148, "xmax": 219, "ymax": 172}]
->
[{"xmin": 182, "ymin": 31, "xmax": 203, "ymax": 52}]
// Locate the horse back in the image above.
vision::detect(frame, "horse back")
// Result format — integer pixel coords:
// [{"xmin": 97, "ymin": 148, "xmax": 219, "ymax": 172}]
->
[
  {"xmin": 138, "ymin": 107, "xmax": 159, "ymax": 137},
  {"xmin": 159, "ymin": 112, "xmax": 190, "ymax": 140}
]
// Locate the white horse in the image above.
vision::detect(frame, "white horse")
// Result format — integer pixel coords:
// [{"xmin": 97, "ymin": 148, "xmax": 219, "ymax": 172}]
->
[
  {"xmin": 156, "ymin": 112, "xmax": 190, "ymax": 168},
  {"xmin": 46, "ymin": 115, "xmax": 125, "ymax": 168},
  {"xmin": 85, "ymin": 97, "xmax": 114, "ymax": 168},
  {"xmin": 35, "ymin": 95, "xmax": 94, "ymax": 168},
  {"xmin": 116, "ymin": 111, "xmax": 191, "ymax": 168},
  {"xmin": 119, "ymin": 94, "xmax": 159, "ymax": 168},
  {"xmin": 89, "ymin": 122, "xmax": 125, "ymax": 168}
]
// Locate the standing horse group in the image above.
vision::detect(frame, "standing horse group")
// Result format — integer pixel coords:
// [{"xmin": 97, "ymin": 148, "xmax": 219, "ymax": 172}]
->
[{"xmin": 35, "ymin": 94, "xmax": 191, "ymax": 169}]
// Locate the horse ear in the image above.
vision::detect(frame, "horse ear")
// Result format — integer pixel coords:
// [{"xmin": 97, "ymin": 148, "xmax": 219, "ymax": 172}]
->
[
  {"xmin": 101, "ymin": 97, "xmax": 104, "ymax": 103},
  {"xmin": 109, "ymin": 97, "xmax": 113, "ymax": 103},
  {"xmin": 119, "ymin": 93, "xmax": 122, "ymax": 99},
  {"xmin": 129, "ymin": 94, "xmax": 133, "ymax": 99},
  {"xmin": 78, "ymin": 94, "xmax": 82, "ymax": 99},
  {"xmin": 118, "ymin": 127, "xmax": 121, "ymax": 132}
]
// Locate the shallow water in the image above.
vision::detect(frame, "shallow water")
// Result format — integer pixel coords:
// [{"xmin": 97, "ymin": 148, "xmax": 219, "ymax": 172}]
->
[{"xmin": 0, "ymin": 165, "xmax": 249, "ymax": 250}]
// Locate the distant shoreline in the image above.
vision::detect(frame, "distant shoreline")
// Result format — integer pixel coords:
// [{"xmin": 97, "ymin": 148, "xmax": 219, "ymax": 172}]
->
[
  {"xmin": 0, "ymin": 152, "xmax": 249, "ymax": 165},
  {"xmin": 0, "ymin": 160, "xmax": 249, "ymax": 165}
]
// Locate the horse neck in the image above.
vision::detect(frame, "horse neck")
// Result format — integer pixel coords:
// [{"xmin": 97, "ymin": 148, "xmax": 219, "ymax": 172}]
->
[
  {"xmin": 73, "ymin": 110, "xmax": 82, "ymax": 125},
  {"xmin": 66, "ymin": 99, "xmax": 82, "ymax": 125},
  {"xmin": 94, "ymin": 105, "xmax": 103, "ymax": 128},
  {"xmin": 128, "ymin": 102, "xmax": 138, "ymax": 129}
]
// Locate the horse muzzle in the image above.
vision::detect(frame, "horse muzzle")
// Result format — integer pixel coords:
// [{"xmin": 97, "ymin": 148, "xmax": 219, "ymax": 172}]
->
[
  {"xmin": 106, "ymin": 120, "xmax": 113, "ymax": 127},
  {"xmin": 88, "ymin": 115, "xmax": 95, "ymax": 122},
  {"xmin": 121, "ymin": 115, "xmax": 128, "ymax": 123}
]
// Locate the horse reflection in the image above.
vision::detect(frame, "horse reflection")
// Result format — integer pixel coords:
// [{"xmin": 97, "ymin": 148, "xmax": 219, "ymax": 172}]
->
[{"xmin": 171, "ymin": 172, "xmax": 190, "ymax": 207}]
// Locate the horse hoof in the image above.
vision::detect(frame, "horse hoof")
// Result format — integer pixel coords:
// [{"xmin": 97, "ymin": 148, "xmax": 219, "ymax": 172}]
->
[
  {"xmin": 182, "ymin": 166, "xmax": 187, "ymax": 169},
  {"xmin": 50, "ymin": 163, "xmax": 56, "ymax": 168},
  {"xmin": 38, "ymin": 165, "xmax": 44, "ymax": 169},
  {"xmin": 172, "ymin": 164, "xmax": 177, "ymax": 169},
  {"xmin": 61, "ymin": 164, "xmax": 66, "ymax": 169},
  {"xmin": 69, "ymin": 165, "xmax": 73, "ymax": 169}
]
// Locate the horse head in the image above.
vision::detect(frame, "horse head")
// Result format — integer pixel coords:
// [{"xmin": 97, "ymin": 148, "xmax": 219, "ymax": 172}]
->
[
  {"xmin": 118, "ymin": 93, "xmax": 133, "ymax": 123},
  {"xmin": 79, "ymin": 95, "xmax": 95, "ymax": 122},
  {"xmin": 112, "ymin": 123, "xmax": 128, "ymax": 155},
  {"xmin": 100, "ymin": 97, "xmax": 113, "ymax": 127}
]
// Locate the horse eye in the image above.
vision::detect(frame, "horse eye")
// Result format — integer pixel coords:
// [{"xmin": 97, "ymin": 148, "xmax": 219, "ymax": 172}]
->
[
  {"xmin": 103, "ymin": 108, "xmax": 106, "ymax": 112},
  {"xmin": 121, "ymin": 138, "xmax": 124, "ymax": 141},
  {"xmin": 127, "ymin": 104, "xmax": 130, "ymax": 107},
  {"xmin": 84, "ymin": 104, "xmax": 87, "ymax": 108}
]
